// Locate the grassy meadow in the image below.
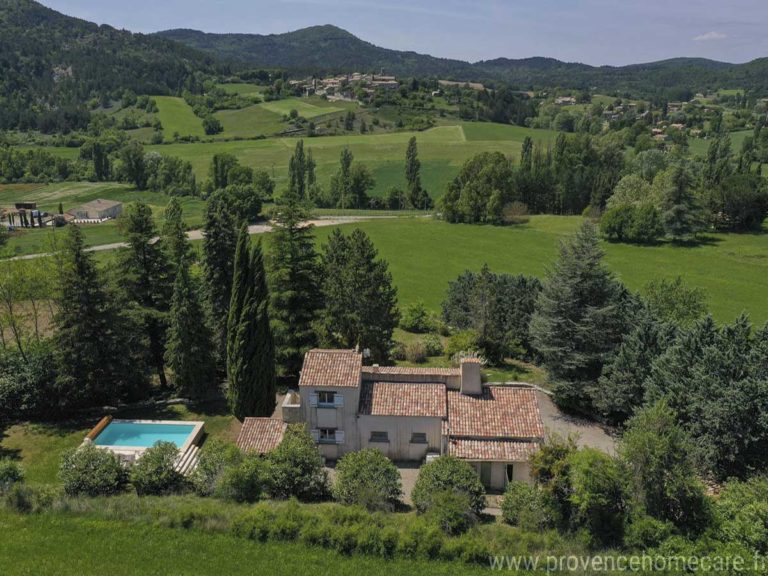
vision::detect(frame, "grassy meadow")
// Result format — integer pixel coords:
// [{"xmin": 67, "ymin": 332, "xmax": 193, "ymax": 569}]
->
[
  {"xmin": 0, "ymin": 512, "xmax": 486, "ymax": 576},
  {"xmin": 154, "ymin": 96, "xmax": 206, "ymax": 140},
  {"xmin": 149, "ymin": 122, "xmax": 556, "ymax": 197}
]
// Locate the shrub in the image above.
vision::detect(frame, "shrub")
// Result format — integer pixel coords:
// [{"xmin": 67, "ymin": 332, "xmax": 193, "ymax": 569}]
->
[
  {"xmin": 264, "ymin": 424, "xmax": 329, "ymax": 501},
  {"xmin": 422, "ymin": 334, "xmax": 444, "ymax": 356},
  {"xmin": 190, "ymin": 439, "xmax": 243, "ymax": 496},
  {"xmin": 333, "ymin": 449, "xmax": 402, "ymax": 511},
  {"xmin": 390, "ymin": 341, "xmax": 406, "ymax": 361},
  {"xmin": 503, "ymin": 201, "xmax": 530, "ymax": 225},
  {"xmin": 232, "ymin": 504, "xmax": 275, "ymax": 541},
  {"xmin": 501, "ymin": 481, "xmax": 553, "ymax": 531},
  {"xmin": 215, "ymin": 456, "xmax": 265, "ymax": 503},
  {"xmin": 600, "ymin": 204, "xmax": 635, "ymax": 242},
  {"xmin": 624, "ymin": 514, "xmax": 674, "ymax": 550},
  {"xmin": 425, "ymin": 490, "xmax": 477, "ymax": 535},
  {"xmin": 445, "ymin": 330, "xmax": 479, "ymax": 359},
  {"xmin": 404, "ymin": 341, "xmax": 427, "ymax": 363},
  {"xmin": 400, "ymin": 301, "xmax": 432, "ymax": 333},
  {"xmin": 0, "ymin": 459, "xmax": 23, "ymax": 493},
  {"xmin": 59, "ymin": 444, "xmax": 128, "ymax": 497},
  {"xmin": 2, "ymin": 484, "xmax": 54, "ymax": 514},
  {"xmin": 412, "ymin": 456, "xmax": 486, "ymax": 515},
  {"xmin": 130, "ymin": 441, "xmax": 184, "ymax": 496}
]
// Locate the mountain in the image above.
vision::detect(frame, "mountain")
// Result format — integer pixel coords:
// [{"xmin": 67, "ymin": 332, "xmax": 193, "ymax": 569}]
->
[
  {"xmin": 156, "ymin": 25, "xmax": 479, "ymax": 78},
  {"xmin": 0, "ymin": 0, "xmax": 220, "ymax": 131},
  {"xmin": 157, "ymin": 26, "xmax": 768, "ymax": 96}
]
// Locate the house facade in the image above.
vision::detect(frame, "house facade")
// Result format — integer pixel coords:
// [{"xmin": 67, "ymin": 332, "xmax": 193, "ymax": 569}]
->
[{"xmin": 294, "ymin": 349, "xmax": 545, "ymax": 490}]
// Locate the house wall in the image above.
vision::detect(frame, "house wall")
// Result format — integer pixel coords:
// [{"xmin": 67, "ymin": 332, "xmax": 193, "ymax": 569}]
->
[
  {"xmin": 300, "ymin": 386, "xmax": 360, "ymax": 461},
  {"xmin": 468, "ymin": 460, "xmax": 533, "ymax": 491},
  {"xmin": 358, "ymin": 415, "xmax": 442, "ymax": 461}
]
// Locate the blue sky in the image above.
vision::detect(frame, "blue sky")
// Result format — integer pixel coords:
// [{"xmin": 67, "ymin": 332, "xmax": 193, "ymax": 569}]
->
[{"xmin": 43, "ymin": 0, "xmax": 768, "ymax": 66}]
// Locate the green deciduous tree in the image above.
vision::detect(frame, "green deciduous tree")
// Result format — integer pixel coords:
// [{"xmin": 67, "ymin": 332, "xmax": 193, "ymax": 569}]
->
[
  {"xmin": 333, "ymin": 448, "xmax": 402, "ymax": 511},
  {"xmin": 405, "ymin": 136, "xmax": 431, "ymax": 209},
  {"xmin": 412, "ymin": 456, "xmax": 486, "ymax": 515}
]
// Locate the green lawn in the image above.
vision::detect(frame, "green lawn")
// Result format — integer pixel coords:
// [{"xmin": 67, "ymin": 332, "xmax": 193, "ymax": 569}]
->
[
  {"xmin": 689, "ymin": 129, "xmax": 752, "ymax": 157},
  {"xmin": 0, "ymin": 182, "xmax": 207, "ymax": 258},
  {"xmin": 155, "ymin": 96, "xmax": 206, "ymax": 140},
  {"xmin": 0, "ymin": 512, "xmax": 485, "ymax": 576},
  {"xmin": 461, "ymin": 122, "xmax": 557, "ymax": 143},
  {"xmin": 216, "ymin": 82, "xmax": 266, "ymax": 96},
  {"xmin": 313, "ymin": 216, "xmax": 768, "ymax": 325},
  {"xmin": 214, "ymin": 104, "xmax": 286, "ymax": 138}
]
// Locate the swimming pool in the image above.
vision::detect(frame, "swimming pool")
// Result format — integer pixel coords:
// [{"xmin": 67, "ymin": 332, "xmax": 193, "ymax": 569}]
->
[{"xmin": 89, "ymin": 419, "xmax": 204, "ymax": 454}]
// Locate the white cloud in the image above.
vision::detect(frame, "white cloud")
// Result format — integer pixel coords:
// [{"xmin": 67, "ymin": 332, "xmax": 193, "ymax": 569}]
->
[{"xmin": 694, "ymin": 31, "xmax": 727, "ymax": 41}]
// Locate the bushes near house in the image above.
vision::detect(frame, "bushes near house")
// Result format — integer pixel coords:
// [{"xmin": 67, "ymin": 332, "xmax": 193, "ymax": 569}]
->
[
  {"xmin": 332, "ymin": 449, "xmax": 402, "ymax": 511},
  {"xmin": 424, "ymin": 491, "xmax": 477, "ymax": 535},
  {"xmin": 130, "ymin": 442, "xmax": 184, "ymax": 496},
  {"xmin": 501, "ymin": 481, "xmax": 552, "ymax": 531},
  {"xmin": 215, "ymin": 456, "xmax": 265, "ymax": 503},
  {"xmin": 404, "ymin": 341, "xmax": 427, "ymax": 363},
  {"xmin": 190, "ymin": 439, "xmax": 243, "ymax": 497},
  {"xmin": 422, "ymin": 334, "xmax": 444, "ymax": 357},
  {"xmin": 411, "ymin": 456, "xmax": 485, "ymax": 516},
  {"xmin": 59, "ymin": 444, "xmax": 128, "ymax": 497},
  {"xmin": 263, "ymin": 424, "xmax": 329, "ymax": 501},
  {"xmin": 400, "ymin": 302, "xmax": 432, "ymax": 333}
]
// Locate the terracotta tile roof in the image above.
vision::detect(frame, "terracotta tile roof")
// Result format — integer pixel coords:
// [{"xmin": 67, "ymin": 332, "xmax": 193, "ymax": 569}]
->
[
  {"xmin": 362, "ymin": 366, "xmax": 460, "ymax": 377},
  {"xmin": 359, "ymin": 381, "xmax": 447, "ymax": 418},
  {"xmin": 448, "ymin": 438, "xmax": 540, "ymax": 461},
  {"xmin": 236, "ymin": 418, "xmax": 286, "ymax": 454},
  {"xmin": 299, "ymin": 349, "xmax": 362, "ymax": 389},
  {"xmin": 447, "ymin": 386, "xmax": 544, "ymax": 440}
]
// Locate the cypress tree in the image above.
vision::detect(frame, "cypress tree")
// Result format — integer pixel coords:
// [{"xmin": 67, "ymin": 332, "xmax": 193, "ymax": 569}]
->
[
  {"xmin": 119, "ymin": 202, "xmax": 173, "ymax": 388},
  {"xmin": 227, "ymin": 234, "xmax": 276, "ymax": 419},
  {"xmin": 267, "ymin": 201, "xmax": 322, "ymax": 377},
  {"xmin": 161, "ymin": 197, "xmax": 189, "ymax": 269},
  {"xmin": 529, "ymin": 221, "xmax": 628, "ymax": 414},
  {"xmin": 405, "ymin": 136, "xmax": 431, "ymax": 209},
  {"xmin": 288, "ymin": 140, "xmax": 307, "ymax": 200},
  {"xmin": 55, "ymin": 225, "xmax": 147, "ymax": 408},
  {"xmin": 202, "ymin": 192, "xmax": 238, "ymax": 365},
  {"xmin": 165, "ymin": 260, "xmax": 218, "ymax": 400}
]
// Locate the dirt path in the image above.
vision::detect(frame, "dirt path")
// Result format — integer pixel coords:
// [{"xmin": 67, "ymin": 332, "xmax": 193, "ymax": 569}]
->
[{"xmin": 9, "ymin": 216, "xmax": 396, "ymax": 261}]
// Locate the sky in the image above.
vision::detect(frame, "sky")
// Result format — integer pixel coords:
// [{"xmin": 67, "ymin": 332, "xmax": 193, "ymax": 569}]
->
[{"xmin": 42, "ymin": 0, "xmax": 768, "ymax": 66}]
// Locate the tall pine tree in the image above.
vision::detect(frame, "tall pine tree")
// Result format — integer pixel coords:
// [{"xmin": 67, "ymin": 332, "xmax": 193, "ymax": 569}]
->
[
  {"xmin": 319, "ymin": 229, "xmax": 400, "ymax": 362},
  {"xmin": 55, "ymin": 225, "xmax": 146, "ymax": 408},
  {"xmin": 202, "ymin": 191, "xmax": 238, "ymax": 365},
  {"xmin": 119, "ymin": 202, "xmax": 173, "ymax": 388},
  {"xmin": 161, "ymin": 197, "xmax": 189, "ymax": 269},
  {"xmin": 227, "ymin": 227, "xmax": 276, "ymax": 419},
  {"xmin": 267, "ymin": 201, "xmax": 322, "ymax": 377},
  {"xmin": 530, "ymin": 221, "xmax": 630, "ymax": 414}
]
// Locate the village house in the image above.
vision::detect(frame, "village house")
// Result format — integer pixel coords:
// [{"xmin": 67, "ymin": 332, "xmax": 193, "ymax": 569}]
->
[
  {"xmin": 238, "ymin": 349, "xmax": 545, "ymax": 490},
  {"xmin": 555, "ymin": 96, "xmax": 577, "ymax": 105}
]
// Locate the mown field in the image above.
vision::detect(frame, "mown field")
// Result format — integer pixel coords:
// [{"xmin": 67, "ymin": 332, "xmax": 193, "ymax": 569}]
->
[
  {"xmin": 0, "ymin": 512, "xmax": 485, "ymax": 576},
  {"xmin": 149, "ymin": 123, "xmax": 557, "ymax": 198},
  {"xmin": 312, "ymin": 216, "xmax": 768, "ymax": 325},
  {"xmin": 0, "ymin": 183, "xmax": 206, "ymax": 257}
]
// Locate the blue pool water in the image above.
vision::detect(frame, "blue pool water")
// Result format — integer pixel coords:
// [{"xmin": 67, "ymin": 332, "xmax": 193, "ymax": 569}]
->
[{"xmin": 94, "ymin": 422, "xmax": 196, "ymax": 448}]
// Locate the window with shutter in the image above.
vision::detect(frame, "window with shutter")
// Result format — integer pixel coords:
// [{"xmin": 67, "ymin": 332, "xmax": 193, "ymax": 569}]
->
[{"xmin": 335, "ymin": 430, "xmax": 345, "ymax": 445}]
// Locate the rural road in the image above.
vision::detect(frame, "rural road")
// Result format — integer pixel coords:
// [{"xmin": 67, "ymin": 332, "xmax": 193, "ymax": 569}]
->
[{"xmin": 8, "ymin": 216, "xmax": 398, "ymax": 261}]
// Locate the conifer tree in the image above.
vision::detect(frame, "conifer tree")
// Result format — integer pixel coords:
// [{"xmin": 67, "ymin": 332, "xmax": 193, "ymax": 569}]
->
[
  {"xmin": 165, "ymin": 260, "xmax": 217, "ymax": 400},
  {"xmin": 660, "ymin": 163, "xmax": 706, "ymax": 241},
  {"xmin": 319, "ymin": 229, "xmax": 399, "ymax": 362},
  {"xmin": 55, "ymin": 225, "xmax": 146, "ymax": 408},
  {"xmin": 202, "ymin": 192, "xmax": 238, "ymax": 365},
  {"xmin": 288, "ymin": 140, "xmax": 307, "ymax": 200},
  {"xmin": 267, "ymin": 201, "xmax": 322, "ymax": 377},
  {"xmin": 161, "ymin": 197, "xmax": 189, "ymax": 269},
  {"xmin": 530, "ymin": 221, "xmax": 629, "ymax": 414},
  {"xmin": 227, "ymin": 228, "xmax": 276, "ymax": 419},
  {"xmin": 119, "ymin": 202, "xmax": 173, "ymax": 388}
]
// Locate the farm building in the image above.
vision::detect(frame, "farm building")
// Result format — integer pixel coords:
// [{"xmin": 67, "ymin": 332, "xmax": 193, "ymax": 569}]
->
[
  {"xmin": 69, "ymin": 199, "xmax": 123, "ymax": 220},
  {"xmin": 238, "ymin": 349, "xmax": 545, "ymax": 490}
]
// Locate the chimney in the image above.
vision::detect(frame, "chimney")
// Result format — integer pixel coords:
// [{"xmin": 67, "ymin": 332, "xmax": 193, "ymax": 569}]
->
[{"xmin": 460, "ymin": 358, "xmax": 482, "ymax": 395}]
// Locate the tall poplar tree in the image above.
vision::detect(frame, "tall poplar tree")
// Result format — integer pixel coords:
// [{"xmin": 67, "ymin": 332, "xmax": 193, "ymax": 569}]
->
[
  {"xmin": 161, "ymin": 197, "xmax": 189, "ymax": 269},
  {"xmin": 405, "ymin": 136, "xmax": 431, "ymax": 209},
  {"xmin": 268, "ymin": 201, "xmax": 322, "ymax": 377},
  {"xmin": 227, "ymin": 227, "xmax": 276, "ymax": 419},
  {"xmin": 202, "ymin": 191, "xmax": 237, "ymax": 365}
]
